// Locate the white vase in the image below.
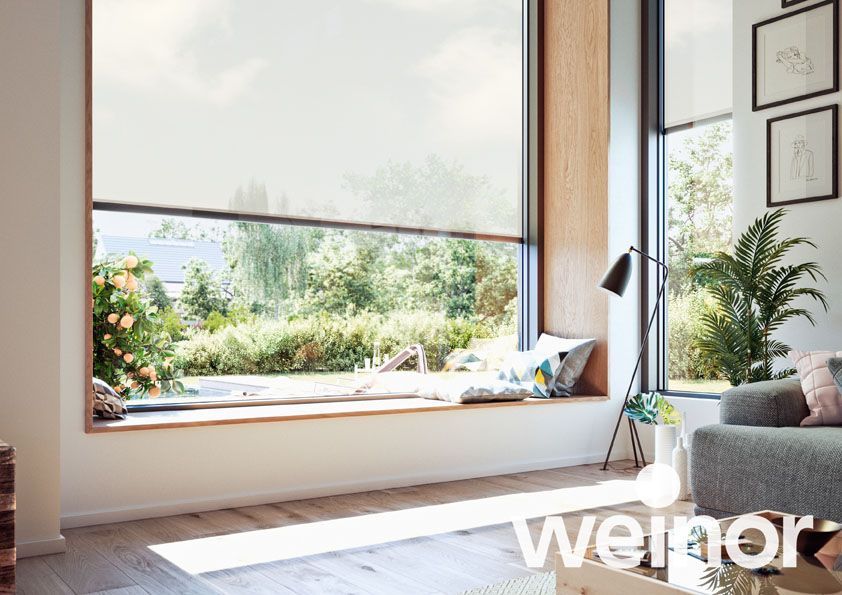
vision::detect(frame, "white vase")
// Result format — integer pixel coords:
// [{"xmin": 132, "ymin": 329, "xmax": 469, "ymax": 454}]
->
[
  {"xmin": 654, "ymin": 424, "xmax": 677, "ymax": 466},
  {"xmin": 672, "ymin": 435, "xmax": 689, "ymax": 500}
]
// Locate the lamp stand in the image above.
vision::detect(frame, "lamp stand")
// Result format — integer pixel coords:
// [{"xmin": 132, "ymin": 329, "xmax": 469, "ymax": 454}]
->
[{"xmin": 602, "ymin": 248, "xmax": 669, "ymax": 471}]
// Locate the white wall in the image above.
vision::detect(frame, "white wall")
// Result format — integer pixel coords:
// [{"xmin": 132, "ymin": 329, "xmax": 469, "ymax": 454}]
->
[
  {"xmin": 0, "ymin": 0, "xmax": 66, "ymax": 556},
  {"xmin": 734, "ymin": 0, "xmax": 842, "ymax": 354},
  {"xmin": 3, "ymin": 0, "xmax": 645, "ymax": 538}
]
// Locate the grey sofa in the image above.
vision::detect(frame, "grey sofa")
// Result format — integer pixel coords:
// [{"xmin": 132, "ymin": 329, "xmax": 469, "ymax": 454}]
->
[{"xmin": 690, "ymin": 379, "xmax": 842, "ymax": 522}]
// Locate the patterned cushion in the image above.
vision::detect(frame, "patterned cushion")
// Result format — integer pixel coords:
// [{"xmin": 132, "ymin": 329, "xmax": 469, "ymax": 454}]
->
[
  {"xmin": 533, "ymin": 334, "xmax": 597, "ymax": 396},
  {"xmin": 790, "ymin": 350, "xmax": 842, "ymax": 426},
  {"xmin": 419, "ymin": 377, "xmax": 531, "ymax": 404},
  {"xmin": 92, "ymin": 378, "xmax": 128, "ymax": 420},
  {"xmin": 497, "ymin": 350, "xmax": 564, "ymax": 398},
  {"xmin": 828, "ymin": 357, "xmax": 842, "ymax": 394}
]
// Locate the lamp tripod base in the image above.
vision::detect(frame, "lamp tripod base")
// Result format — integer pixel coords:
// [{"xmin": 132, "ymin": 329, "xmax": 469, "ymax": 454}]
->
[{"xmin": 601, "ymin": 406, "xmax": 647, "ymax": 471}]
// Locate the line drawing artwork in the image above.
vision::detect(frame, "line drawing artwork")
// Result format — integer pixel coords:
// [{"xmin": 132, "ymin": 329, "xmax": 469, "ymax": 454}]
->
[
  {"xmin": 790, "ymin": 134, "xmax": 815, "ymax": 181},
  {"xmin": 776, "ymin": 46, "xmax": 815, "ymax": 75}
]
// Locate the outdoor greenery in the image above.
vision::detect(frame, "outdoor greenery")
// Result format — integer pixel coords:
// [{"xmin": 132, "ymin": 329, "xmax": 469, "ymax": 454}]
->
[
  {"xmin": 92, "ymin": 159, "xmax": 517, "ymax": 399},
  {"xmin": 174, "ymin": 311, "xmax": 493, "ymax": 377},
  {"xmin": 692, "ymin": 209, "xmax": 827, "ymax": 386},
  {"xmin": 666, "ymin": 122, "xmax": 734, "ymax": 387},
  {"xmin": 91, "ymin": 254, "xmax": 184, "ymax": 398}
]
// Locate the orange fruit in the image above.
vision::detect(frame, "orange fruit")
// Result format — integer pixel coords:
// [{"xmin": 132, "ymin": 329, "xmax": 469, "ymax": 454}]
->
[
  {"xmin": 113, "ymin": 348, "xmax": 122, "ymax": 356},
  {"xmin": 125, "ymin": 279, "xmax": 138, "ymax": 292},
  {"xmin": 148, "ymin": 386, "xmax": 161, "ymax": 398},
  {"xmin": 112, "ymin": 275, "xmax": 126, "ymax": 288},
  {"xmin": 138, "ymin": 367, "xmax": 150, "ymax": 377},
  {"xmin": 125, "ymin": 255, "xmax": 139, "ymax": 269},
  {"xmin": 93, "ymin": 275, "xmax": 105, "ymax": 286},
  {"xmin": 120, "ymin": 314, "xmax": 134, "ymax": 328},
  {"xmin": 123, "ymin": 353, "xmax": 134, "ymax": 363},
  {"xmin": 103, "ymin": 333, "xmax": 112, "ymax": 340},
  {"xmin": 130, "ymin": 381, "xmax": 140, "ymax": 389},
  {"xmin": 107, "ymin": 313, "xmax": 119, "ymax": 324},
  {"xmin": 149, "ymin": 372, "xmax": 158, "ymax": 382}
]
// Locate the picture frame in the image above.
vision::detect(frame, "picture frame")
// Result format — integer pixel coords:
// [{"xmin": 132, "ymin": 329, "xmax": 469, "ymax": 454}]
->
[
  {"xmin": 767, "ymin": 104, "xmax": 838, "ymax": 207},
  {"xmin": 753, "ymin": 0, "xmax": 839, "ymax": 111},
  {"xmin": 782, "ymin": 0, "xmax": 811, "ymax": 7}
]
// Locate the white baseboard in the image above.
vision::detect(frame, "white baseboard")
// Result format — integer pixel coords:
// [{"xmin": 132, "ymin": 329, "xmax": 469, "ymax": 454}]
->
[
  {"xmin": 16, "ymin": 535, "xmax": 66, "ymax": 558},
  {"xmin": 62, "ymin": 451, "xmax": 623, "ymax": 529}
]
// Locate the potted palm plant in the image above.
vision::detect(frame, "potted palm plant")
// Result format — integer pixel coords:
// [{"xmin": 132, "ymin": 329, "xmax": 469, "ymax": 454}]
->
[
  {"xmin": 624, "ymin": 391, "xmax": 681, "ymax": 465},
  {"xmin": 692, "ymin": 209, "xmax": 827, "ymax": 386}
]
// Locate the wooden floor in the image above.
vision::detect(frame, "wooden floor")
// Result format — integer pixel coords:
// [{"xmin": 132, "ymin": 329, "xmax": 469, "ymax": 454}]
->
[{"xmin": 17, "ymin": 461, "xmax": 694, "ymax": 594}]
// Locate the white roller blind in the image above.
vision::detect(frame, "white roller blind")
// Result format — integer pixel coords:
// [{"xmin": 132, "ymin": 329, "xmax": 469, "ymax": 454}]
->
[
  {"xmin": 92, "ymin": 0, "xmax": 523, "ymax": 240},
  {"xmin": 665, "ymin": 0, "xmax": 733, "ymax": 129}
]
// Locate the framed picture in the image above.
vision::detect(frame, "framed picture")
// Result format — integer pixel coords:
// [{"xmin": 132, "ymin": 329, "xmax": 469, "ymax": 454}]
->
[
  {"xmin": 753, "ymin": 0, "xmax": 838, "ymax": 111},
  {"xmin": 782, "ymin": 0, "xmax": 811, "ymax": 6},
  {"xmin": 767, "ymin": 104, "xmax": 838, "ymax": 207}
]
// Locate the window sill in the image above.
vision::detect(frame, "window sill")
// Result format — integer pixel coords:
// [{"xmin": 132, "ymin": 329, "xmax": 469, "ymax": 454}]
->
[{"xmin": 89, "ymin": 395, "xmax": 610, "ymax": 433}]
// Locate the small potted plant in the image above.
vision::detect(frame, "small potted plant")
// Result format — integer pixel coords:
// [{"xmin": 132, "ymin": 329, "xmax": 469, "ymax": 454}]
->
[{"xmin": 624, "ymin": 391, "xmax": 681, "ymax": 465}]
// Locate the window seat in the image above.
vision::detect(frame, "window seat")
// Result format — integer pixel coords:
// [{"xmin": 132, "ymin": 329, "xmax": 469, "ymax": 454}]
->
[{"xmin": 89, "ymin": 395, "xmax": 610, "ymax": 433}]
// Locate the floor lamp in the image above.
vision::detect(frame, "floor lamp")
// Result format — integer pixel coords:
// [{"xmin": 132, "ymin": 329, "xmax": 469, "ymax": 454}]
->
[{"xmin": 598, "ymin": 246, "xmax": 669, "ymax": 471}]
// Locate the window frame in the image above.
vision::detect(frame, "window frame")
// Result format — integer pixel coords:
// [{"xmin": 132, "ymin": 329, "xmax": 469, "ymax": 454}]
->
[
  {"xmin": 641, "ymin": 0, "xmax": 732, "ymax": 400},
  {"xmin": 84, "ymin": 0, "xmax": 540, "ymax": 425}
]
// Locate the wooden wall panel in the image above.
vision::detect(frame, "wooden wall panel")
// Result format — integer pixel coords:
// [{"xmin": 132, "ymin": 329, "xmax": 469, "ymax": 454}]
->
[{"xmin": 542, "ymin": 0, "xmax": 610, "ymax": 396}]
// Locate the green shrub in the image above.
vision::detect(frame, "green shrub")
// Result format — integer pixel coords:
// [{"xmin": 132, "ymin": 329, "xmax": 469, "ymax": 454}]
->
[
  {"xmin": 160, "ymin": 307, "xmax": 186, "ymax": 341},
  {"xmin": 668, "ymin": 289, "xmax": 720, "ymax": 381},
  {"xmin": 173, "ymin": 310, "xmax": 491, "ymax": 376},
  {"xmin": 203, "ymin": 311, "xmax": 229, "ymax": 334}
]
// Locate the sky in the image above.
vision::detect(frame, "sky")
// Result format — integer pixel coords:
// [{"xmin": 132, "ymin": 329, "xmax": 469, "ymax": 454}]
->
[{"xmin": 93, "ymin": 0, "xmax": 522, "ymax": 236}]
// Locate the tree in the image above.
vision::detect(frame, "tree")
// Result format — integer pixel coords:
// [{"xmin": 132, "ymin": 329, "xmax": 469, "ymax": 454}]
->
[
  {"xmin": 144, "ymin": 275, "xmax": 172, "ymax": 310},
  {"xmin": 693, "ymin": 209, "xmax": 827, "ymax": 385},
  {"xmin": 92, "ymin": 253, "xmax": 183, "ymax": 399},
  {"xmin": 179, "ymin": 258, "xmax": 229, "ymax": 320},
  {"xmin": 149, "ymin": 217, "xmax": 224, "ymax": 241},
  {"xmin": 223, "ymin": 182, "xmax": 321, "ymax": 317},
  {"xmin": 343, "ymin": 154, "xmax": 513, "ymax": 236},
  {"xmin": 667, "ymin": 121, "xmax": 734, "ymax": 294},
  {"xmin": 304, "ymin": 233, "xmax": 380, "ymax": 315}
]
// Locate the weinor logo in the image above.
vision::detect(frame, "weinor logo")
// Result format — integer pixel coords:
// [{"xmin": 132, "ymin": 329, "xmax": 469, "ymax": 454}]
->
[{"xmin": 512, "ymin": 464, "xmax": 814, "ymax": 570}]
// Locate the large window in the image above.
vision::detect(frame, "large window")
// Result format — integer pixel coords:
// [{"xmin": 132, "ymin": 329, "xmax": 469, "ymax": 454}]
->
[
  {"xmin": 90, "ymin": 1, "xmax": 526, "ymax": 408},
  {"xmin": 659, "ymin": 0, "xmax": 734, "ymax": 395}
]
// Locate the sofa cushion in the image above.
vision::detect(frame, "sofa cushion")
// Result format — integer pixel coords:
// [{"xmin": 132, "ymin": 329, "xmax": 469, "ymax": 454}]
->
[
  {"xmin": 532, "ymin": 334, "xmax": 596, "ymax": 396},
  {"xmin": 719, "ymin": 379, "xmax": 807, "ymax": 427},
  {"xmin": 790, "ymin": 350, "xmax": 842, "ymax": 426},
  {"xmin": 691, "ymin": 424, "xmax": 842, "ymax": 522}
]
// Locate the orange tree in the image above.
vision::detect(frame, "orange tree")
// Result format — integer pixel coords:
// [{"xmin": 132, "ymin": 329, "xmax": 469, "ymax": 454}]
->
[{"xmin": 92, "ymin": 253, "xmax": 184, "ymax": 398}]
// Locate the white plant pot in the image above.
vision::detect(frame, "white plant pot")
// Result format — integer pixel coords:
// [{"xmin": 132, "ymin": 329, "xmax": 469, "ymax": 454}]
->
[{"xmin": 655, "ymin": 424, "xmax": 677, "ymax": 467}]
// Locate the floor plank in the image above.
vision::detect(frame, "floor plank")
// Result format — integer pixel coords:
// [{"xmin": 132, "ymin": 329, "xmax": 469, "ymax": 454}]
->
[
  {"xmin": 15, "ymin": 557, "xmax": 74, "ymax": 595},
  {"xmin": 16, "ymin": 461, "xmax": 692, "ymax": 594}
]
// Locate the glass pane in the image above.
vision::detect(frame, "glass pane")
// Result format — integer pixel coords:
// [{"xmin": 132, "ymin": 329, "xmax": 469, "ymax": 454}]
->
[
  {"xmin": 92, "ymin": 211, "xmax": 519, "ymax": 405},
  {"xmin": 666, "ymin": 121, "xmax": 733, "ymax": 394},
  {"xmin": 92, "ymin": 1, "xmax": 523, "ymax": 238},
  {"xmin": 665, "ymin": 0, "xmax": 732, "ymax": 128}
]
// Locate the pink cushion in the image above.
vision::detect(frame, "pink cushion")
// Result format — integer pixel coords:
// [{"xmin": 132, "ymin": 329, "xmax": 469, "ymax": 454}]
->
[{"xmin": 790, "ymin": 350, "xmax": 842, "ymax": 427}]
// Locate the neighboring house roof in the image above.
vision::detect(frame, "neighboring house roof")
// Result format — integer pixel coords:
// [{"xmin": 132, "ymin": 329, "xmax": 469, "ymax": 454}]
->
[{"xmin": 98, "ymin": 236, "xmax": 228, "ymax": 285}]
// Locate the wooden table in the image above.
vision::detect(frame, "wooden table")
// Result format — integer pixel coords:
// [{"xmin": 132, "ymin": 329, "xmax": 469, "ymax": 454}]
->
[
  {"xmin": 556, "ymin": 511, "xmax": 842, "ymax": 594},
  {"xmin": 0, "ymin": 440, "xmax": 14, "ymax": 594}
]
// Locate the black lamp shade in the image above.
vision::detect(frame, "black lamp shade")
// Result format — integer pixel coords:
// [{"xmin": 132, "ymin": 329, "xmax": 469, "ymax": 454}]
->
[{"xmin": 598, "ymin": 252, "xmax": 633, "ymax": 297}]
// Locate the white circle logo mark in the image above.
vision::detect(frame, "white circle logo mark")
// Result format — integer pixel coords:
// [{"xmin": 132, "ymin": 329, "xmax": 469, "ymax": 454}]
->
[{"xmin": 634, "ymin": 464, "xmax": 680, "ymax": 509}]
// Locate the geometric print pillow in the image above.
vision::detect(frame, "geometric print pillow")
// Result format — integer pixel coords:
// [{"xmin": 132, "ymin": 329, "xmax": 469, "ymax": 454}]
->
[{"xmin": 497, "ymin": 350, "xmax": 564, "ymax": 398}]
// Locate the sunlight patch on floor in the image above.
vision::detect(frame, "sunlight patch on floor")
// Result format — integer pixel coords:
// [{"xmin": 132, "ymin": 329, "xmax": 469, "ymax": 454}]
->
[{"xmin": 149, "ymin": 479, "xmax": 639, "ymax": 574}]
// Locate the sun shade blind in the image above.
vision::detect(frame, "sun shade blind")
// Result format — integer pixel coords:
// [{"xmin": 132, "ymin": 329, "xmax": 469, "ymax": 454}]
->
[
  {"xmin": 92, "ymin": 0, "xmax": 523, "ymax": 240},
  {"xmin": 665, "ymin": 0, "xmax": 733, "ymax": 129}
]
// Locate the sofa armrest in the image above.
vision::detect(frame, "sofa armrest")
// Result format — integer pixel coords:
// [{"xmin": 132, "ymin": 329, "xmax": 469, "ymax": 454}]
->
[{"xmin": 719, "ymin": 379, "xmax": 807, "ymax": 427}]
